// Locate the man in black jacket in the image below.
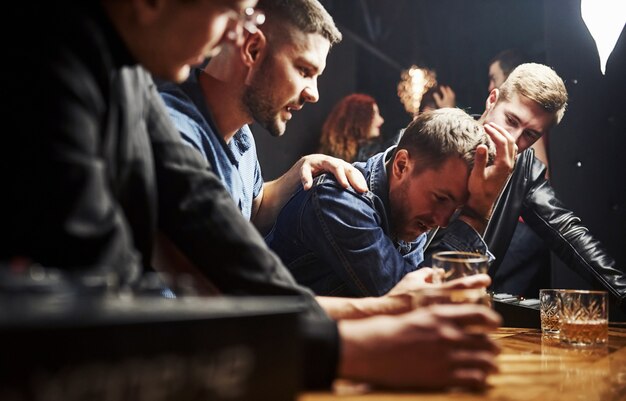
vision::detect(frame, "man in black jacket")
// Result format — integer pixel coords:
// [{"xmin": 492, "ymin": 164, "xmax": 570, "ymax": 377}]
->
[{"xmin": 425, "ymin": 63, "xmax": 626, "ymax": 310}]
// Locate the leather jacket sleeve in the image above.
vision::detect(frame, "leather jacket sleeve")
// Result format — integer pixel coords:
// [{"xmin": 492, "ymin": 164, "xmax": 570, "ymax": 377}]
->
[{"xmin": 520, "ymin": 156, "xmax": 626, "ymax": 307}]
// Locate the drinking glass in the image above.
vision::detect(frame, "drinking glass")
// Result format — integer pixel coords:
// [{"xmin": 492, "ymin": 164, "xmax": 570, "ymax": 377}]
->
[
  {"xmin": 431, "ymin": 251, "xmax": 489, "ymax": 283},
  {"xmin": 559, "ymin": 290, "xmax": 608, "ymax": 346},
  {"xmin": 539, "ymin": 289, "xmax": 562, "ymax": 337}
]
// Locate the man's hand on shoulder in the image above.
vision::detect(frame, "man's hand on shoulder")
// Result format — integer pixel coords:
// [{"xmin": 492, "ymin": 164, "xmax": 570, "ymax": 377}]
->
[{"xmin": 298, "ymin": 154, "xmax": 368, "ymax": 193}]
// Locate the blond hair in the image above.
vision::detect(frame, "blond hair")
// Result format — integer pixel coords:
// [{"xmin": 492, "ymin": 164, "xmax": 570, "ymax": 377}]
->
[{"xmin": 499, "ymin": 63, "xmax": 568, "ymax": 123}]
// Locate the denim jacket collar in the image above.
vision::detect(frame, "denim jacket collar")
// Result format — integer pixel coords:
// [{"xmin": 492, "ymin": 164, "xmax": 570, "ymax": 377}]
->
[
  {"xmin": 353, "ymin": 146, "xmax": 423, "ymax": 252},
  {"xmin": 354, "ymin": 146, "xmax": 395, "ymax": 218}
]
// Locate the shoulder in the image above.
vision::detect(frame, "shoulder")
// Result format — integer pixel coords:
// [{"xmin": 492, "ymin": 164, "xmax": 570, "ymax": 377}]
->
[
  {"xmin": 308, "ymin": 174, "xmax": 377, "ymax": 211},
  {"xmin": 157, "ymin": 82, "xmax": 197, "ymax": 115},
  {"xmin": 232, "ymin": 124, "xmax": 258, "ymax": 154}
]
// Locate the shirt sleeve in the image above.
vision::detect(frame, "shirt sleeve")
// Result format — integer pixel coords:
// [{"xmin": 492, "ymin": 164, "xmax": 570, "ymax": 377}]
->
[
  {"xmin": 298, "ymin": 181, "xmax": 421, "ymax": 297},
  {"xmin": 159, "ymin": 91, "xmax": 208, "ymax": 159}
]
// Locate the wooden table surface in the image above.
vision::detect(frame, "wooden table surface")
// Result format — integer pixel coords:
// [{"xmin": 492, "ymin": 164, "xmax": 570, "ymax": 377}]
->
[{"xmin": 299, "ymin": 327, "xmax": 626, "ymax": 401}]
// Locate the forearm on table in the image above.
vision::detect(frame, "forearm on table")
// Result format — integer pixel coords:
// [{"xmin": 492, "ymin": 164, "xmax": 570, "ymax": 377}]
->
[{"xmin": 316, "ymin": 295, "xmax": 412, "ymax": 320}]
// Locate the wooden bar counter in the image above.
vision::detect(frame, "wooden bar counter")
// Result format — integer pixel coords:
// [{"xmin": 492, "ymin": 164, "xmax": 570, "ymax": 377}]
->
[{"xmin": 300, "ymin": 327, "xmax": 626, "ymax": 401}]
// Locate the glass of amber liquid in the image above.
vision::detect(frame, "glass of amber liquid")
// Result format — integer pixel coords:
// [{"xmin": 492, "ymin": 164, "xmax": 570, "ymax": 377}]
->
[
  {"xmin": 559, "ymin": 290, "xmax": 608, "ymax": 346},
  {"xmin": 540, "ymin": 289, "xmax": 562, "ymax": 337}
]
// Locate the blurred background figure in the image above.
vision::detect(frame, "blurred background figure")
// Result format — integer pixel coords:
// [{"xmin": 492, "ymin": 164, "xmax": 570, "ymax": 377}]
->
[
  {"xmin": 488, "ymin": 49, "xmax": 528, "ymax": 92},
  {"xmin": 397, "ymin": 66, "xmax": 457, "ymax": 117},
  {"xmin": 318, "ymin": 93, "xmax": 387, "ymax": 162},
  {"xmin": 419, "ymin": 83, "xmax": 457, "ymax": 114}
]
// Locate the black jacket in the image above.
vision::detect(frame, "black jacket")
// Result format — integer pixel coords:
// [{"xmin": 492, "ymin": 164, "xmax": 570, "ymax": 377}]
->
[
  {"xmin": 5, "ymin": 1, "xmax": 337, "ymax": 389},
  {"xmin": 427, "ymin": 149, "xmax": 626, "ymax": 307}
]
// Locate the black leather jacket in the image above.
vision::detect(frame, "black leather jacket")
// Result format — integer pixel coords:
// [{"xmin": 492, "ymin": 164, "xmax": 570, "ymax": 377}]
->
[{"xmin": 427, "ymin": 149, "xmax": 626, "ymax": 307}]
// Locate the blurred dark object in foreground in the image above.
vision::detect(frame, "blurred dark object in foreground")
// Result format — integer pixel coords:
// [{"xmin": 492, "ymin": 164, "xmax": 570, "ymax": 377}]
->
[{"xmin": 0, "ymin": 268, "xmax": 304, "ymax": 401}]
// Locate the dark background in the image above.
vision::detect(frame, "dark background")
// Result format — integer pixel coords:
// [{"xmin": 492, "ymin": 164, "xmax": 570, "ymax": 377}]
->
[{"xmin": 252, "ymin": 1, "xmax": 626, "ymax": 294}]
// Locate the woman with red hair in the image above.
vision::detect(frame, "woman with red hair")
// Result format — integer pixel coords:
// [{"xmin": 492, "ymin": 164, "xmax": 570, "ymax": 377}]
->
[{"xmin": 318, "ymin": 94, "xmax": 385, "ymax": 162}]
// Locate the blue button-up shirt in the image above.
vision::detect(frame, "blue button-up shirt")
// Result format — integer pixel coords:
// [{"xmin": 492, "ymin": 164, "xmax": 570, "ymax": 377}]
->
[{"xmin": 157, "ymin": 69, "xmax": 263, "ymax": 220}]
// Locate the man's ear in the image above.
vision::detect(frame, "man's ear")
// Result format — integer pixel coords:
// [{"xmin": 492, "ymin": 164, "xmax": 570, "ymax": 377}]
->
[
  {"xmin": 392, "ymin": 149, "xmax": 411, "ymax": 180},
  {"xmin": 241, "ymin": 30, "xmax": 267, "ymax": 67},
  {"xmin": 485, "ymin": 88, "xmax": 499, "ymax": 112}
]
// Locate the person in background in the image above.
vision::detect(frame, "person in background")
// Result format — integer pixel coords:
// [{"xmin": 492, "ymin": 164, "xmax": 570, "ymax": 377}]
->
[
  {"xmin": 318, "ymin": 93, "xmax": 387, "ymax": 163},
  {"xmin": 420, "ymin": 84, "xmax": 457, "ymax": 113},
  {"xmin": 5, "ymin": 0, "xmax": 500, "ymax": 391},
  {"xmin": 486, "ymin": 49, "xmax": 551, "ymax": 297},
  {"xmin": 424, "ymin": 63, "xmax": 626, "ymax": 310}
]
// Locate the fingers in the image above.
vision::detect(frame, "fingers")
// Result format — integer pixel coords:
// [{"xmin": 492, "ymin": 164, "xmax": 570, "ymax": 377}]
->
[
  {"xmin": 345, "ymin": 166, "xmax": 369, "ymax": 193},
  {"xmin": 432, "ymin": 86, "xmax": 457, "ymax": 108},
  {"xmin": 451, "ymin": 349, "xmax": 499, "ymax": 371},
  {"xmin": 300, "ymin": 167, "xmax": 314, "ymax": 190},
  {"xmin": 409, "ymin": 267, "xmax": 435, "ymax": 281},
  {"xmin": 484, "ymin": 122, "xmax": 517, "ymax": 167},
  {"xmin": 449, "ymin": 367, "xmax": 491, "ymax": 390},
  {"xmin": 458, "ymin": 332, "xmax": 502, "ymax": 354},
  {"xmin": 471, "ymin": 144, "xmax": 488, "ymax": 178},
  {"xmin": 300, "ymin": 155, "xmax": 368, "ymax": 192},
  {"xmin": 442, "ymin": 273, "xmax": 491, "ymax": 289},
  {"xmin": 448, "ymin": 348, "xmax": 500, "ymax": 389},
  {"xmin": 430, "ymin": 304, "xmax": 502, "ymax": 330},
  {"xmin": 433, "ymin": 91, "xmax": 442, "ymax": 106}
]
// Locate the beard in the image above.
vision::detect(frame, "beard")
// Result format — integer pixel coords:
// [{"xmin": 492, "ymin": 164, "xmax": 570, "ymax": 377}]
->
[
  {"xmin": 389, "ymin": 180, "xmax": 413, "ymax": 242},
  {"xmin": 242, "ymin": 57, "xmax": 286, "ymax": 137},
  {"xmin": 388, "ymin": 179, "xmax": 431, "ymax": 242}
]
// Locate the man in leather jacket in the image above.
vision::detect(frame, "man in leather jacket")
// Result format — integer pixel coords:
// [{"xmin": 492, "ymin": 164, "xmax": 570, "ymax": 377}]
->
[{"xmin": 425, "ymin": 63, "xmax": 626, "ymax": 310}]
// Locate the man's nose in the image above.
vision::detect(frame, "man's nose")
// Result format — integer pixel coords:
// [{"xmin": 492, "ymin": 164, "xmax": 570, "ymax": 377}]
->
[{"xmin": 302, "ymin": 82, "xmax": 319, "ymax": 103}]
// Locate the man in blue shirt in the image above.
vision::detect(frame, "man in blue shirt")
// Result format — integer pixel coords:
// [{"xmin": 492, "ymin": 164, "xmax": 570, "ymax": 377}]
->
[
  {"xmin": 158, "ymin": 0, "xmax": 367, "ymax": 232},
  {"xmin": 268, "ymin": 108, "xmax": 517, "ymax": 297}
]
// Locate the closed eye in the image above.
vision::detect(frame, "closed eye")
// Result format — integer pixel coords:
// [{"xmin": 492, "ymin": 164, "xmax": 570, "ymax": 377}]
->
[
  {"xmin": 505, "ymin": 114, "xmax": 518, "ymax": 127},
  {"xmin": 524, "ymin": 130, "xmax": 541, "ymax": 141},
  {"xmin": 298, "ymin": 65, "xmax": 313, "ymax": 78},
  {"xmin": 434, "ymin": 194, "xmax": 448, "ymax": 203}
]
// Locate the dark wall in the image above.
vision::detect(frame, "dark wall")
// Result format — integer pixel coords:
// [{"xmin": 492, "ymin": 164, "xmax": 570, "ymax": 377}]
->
[
  {"xmin": 253, "ymin": 0, "xmax": 625, "ymax": 278},
  {"xmin": 544, "ymin": 1, "xmax": 626, "ymax": 290}
]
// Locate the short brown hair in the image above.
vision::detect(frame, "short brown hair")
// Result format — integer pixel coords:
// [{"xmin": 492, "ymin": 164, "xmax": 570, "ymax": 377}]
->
[
  {"xmin": 489, "ymin": 49, "xmax": 528, "ymax": 78},
  {"xmin": 397, "ymin": 108, "xmax": 495, "ymax": 174},
  {"xmin": 498, "ymin": 63, "xmax": 568, "ymax": 124},
  {"xmin": 257, "ymin": 0, "xmax": 342, "ymax": 46}
]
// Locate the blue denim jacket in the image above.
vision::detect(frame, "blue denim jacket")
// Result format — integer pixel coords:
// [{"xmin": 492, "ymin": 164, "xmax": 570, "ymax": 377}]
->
[{"xmin": 267, "ymin": 147, "xmax": 489, "ymax": 297}]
